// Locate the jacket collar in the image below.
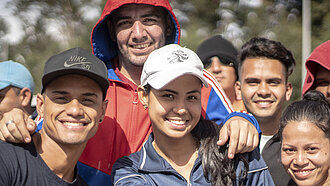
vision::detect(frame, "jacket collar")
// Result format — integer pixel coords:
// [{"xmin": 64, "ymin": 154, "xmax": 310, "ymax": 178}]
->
[{"xmin": 137, "ymin": 134, "xmax": 202, "ymax": 173}]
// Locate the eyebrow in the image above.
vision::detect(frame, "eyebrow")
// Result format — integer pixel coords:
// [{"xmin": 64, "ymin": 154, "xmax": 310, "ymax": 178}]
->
[
  {"xmin": 244, "ymin": 77, "xmax": 282, "ymax": 82},
  {"xmin": 161, "ymin": 89, "xmax": 201, "ymax": 94},
  {"xmin": 115, "ymin": 10, "xmax": 162, "ymax": 22},
  {"xmin": 51, "ymin": 91, "xmax": 98, "ymax": 98}
]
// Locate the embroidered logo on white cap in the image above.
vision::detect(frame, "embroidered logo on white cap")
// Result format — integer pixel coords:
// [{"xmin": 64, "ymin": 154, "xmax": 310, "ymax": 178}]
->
[{"xmin": 141, "ymin": 44, "xmax": 208, "ymax": 89}]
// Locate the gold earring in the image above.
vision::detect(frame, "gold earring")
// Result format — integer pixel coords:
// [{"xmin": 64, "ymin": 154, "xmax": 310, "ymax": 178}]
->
[{"xmin": 143, "ymin": 105, "xmax": 148, "ymax": 110}]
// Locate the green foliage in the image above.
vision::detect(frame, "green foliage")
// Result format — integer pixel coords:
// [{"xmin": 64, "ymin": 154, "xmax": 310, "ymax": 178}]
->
[
  {"xmin": 175, "ymin": 0, "xmax": 303, "ymax": 105},
  {"xmin": 0, "ymin": 0, "xmax": 328, "ymax": 102},
  {"xmin": 3, "ymin": 0, "xmax": 103, "ymax": 92}
]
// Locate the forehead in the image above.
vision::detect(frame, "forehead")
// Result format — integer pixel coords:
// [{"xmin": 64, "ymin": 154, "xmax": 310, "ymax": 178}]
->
[
  {"xmin": 112, "ymin": 4, "xmax": 165, "ymax": 20},
  {"xmin": 0, "ymin": 86, "xmax": 9, "ymax": 94},
  {"xmin": 241, "ymin": 58, "xmax": 286, "ymax": 78},
  {"xmin": 45, "ymin": 74, "xmax": 102, "ymax": 94},
  {"xmin": 316, "ymin": 65, "xmax": 330, "ymax": 78},
  {"xmin": 283, "ymin": 120, "xmax": 328, "ymax": 141},
  {"xmin": 159, "ymin": 75, "xmax": 202, "ymax": 91}
]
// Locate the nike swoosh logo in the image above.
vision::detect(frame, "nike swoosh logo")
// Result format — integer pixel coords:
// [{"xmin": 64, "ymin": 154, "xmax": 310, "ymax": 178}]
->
[{"xmin": 64, "ymin": 61, "xmax": 93, "ymax": 68}]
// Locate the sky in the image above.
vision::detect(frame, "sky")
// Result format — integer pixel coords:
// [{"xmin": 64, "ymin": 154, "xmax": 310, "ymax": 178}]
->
[
  {"xmin": 0, "ymin": 0, "xmax": 101, "ymax": 44},
  {"xmin": 0, "ymin": 0, "xmax": 23, "ymax": 44}
]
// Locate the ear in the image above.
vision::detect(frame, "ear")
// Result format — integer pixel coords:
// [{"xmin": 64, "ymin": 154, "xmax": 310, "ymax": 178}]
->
[
  {"xmin": 107, "ymin": 19, "xmax": 116, "ymax": 41},
  {"xmin": 137, "ymin": 85, "xmax": 149, "ymax": 107},
  {"xmin": 36, "ymin": 93, "xmax": 45, "ymax": 118},
  {"xmin": 19, "ymin": 88, "xmax": 32, "ymax": 107},
  {"xmin": 234, "ymin": 81, "xmax": 242, "ymax": 100},
  {"xmin": 285, "ymin": 82, "xmax": 293, "ymax": 101},
  {"xmin": 165, "ymin": 14, "xmax": 174, "ymax": 37},
  {"xmin": 100, "ymin": 100, "xmax": 108, "ymax": 123}
]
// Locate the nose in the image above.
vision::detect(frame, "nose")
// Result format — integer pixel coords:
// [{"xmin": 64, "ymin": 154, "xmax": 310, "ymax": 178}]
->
[
  {"xmin": 293, "ymin": 151, "xmax": 309, "ymax": 167},
  {"xmin": 131, "ymin": 21, "xmax": 147, "ymax": 41},
  {"xmin": 257, "ymin": 82, "xmax": 271, "ymax": 98},
  {"xmin": 173, "ymin": 99, "xmax": 188, "ymax": 115},
  {"xmin": 66, "ymin": 99, "xmax": 84, "ymax": 118},
  {"xmin": 210, "ymin": 61, "xmax": 223, "ymax": 74}
]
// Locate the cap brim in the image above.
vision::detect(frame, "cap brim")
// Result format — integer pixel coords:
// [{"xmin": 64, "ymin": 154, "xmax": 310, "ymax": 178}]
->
[
  {"xmin": 0, "ymin": 82, "xmax": 10, "ymax": 90},
  {"xmin": 147, "ymin": 67, "xmax": 209, "ymax": 89}
]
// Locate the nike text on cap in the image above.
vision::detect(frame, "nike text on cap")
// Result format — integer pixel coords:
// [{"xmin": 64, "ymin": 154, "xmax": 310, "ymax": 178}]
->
[
  {"xmin": 140, "ymin": 44, "xmax": 209, "ymax": 89},
  {"xmin": 41, "ymin": 47, "xmax": 109, "ymax": 97}
]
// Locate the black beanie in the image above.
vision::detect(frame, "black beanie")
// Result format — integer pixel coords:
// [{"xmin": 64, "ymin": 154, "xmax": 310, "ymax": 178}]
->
[{"xmin": 196, "ymin": 35, "xmax": 238, "ymax": 75}]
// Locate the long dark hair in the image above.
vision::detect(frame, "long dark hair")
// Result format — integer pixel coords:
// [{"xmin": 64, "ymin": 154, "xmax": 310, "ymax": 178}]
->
[
  {"xmin": 192, "ymin": 117, "xmax": 248, "ymax": 186},
  {"xmin": 279, "ymin": 90, "xmax": 330, "ymax": 140}
]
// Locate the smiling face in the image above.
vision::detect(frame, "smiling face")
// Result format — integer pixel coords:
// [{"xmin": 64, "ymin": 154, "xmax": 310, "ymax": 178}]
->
[
  {"xmin": 139, "ymin": 75, "xmax": 202, "ymax": 140},
  {"xmin": 281, "ymin": 120, "xmax": 330, "ymax": 186},
  {"xmin": 314, "ymin": 65, "xmax": 330, "ymax": 101},
  {"xmin": 110, "ymin": 4, "xmax": 169, "ymax": 67},
  {"xmin": 37, "ymin": 74, "xmax": 107, "ymax": 145},
  {"xmin": 236, "ymin": 58, "xmax": 292, "ymax": 122}
]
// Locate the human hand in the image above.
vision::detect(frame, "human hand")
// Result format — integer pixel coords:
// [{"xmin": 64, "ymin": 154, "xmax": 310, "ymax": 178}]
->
[
  {"xmin": 0, "ymin": 108, "xmax": 36, "ymax": 143},
  {"xmin": 217, "ymin": 116, "xmax": 259, "ymax": 159}
]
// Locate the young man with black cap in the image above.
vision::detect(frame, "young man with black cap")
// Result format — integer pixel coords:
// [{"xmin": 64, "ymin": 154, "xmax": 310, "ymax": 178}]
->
[{"xmin": 0, "ymin": 48, "xmax": 108, "ymax": 185}]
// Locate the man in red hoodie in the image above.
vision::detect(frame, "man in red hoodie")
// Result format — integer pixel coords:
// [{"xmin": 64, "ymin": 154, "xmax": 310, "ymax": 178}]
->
[
  {"xmin": 0, "ymin": 1, "xmax": 261, "ymax": 185},
  {"xmin": 302, "ymin": 40, "xmax": 330, "ymax": 101}
]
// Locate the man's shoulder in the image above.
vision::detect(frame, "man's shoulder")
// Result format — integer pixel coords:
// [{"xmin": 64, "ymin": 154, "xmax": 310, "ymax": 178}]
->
[{"xmin": 0, "ymin": 140, "xmax": 34, "ymax": 154}]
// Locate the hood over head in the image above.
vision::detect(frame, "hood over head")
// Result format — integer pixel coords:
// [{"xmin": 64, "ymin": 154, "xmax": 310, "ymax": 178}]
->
[
  {"xmin": 302, "ymin": 40, "xmax": 330, "ymax": 95},
  {"xmin": 91, "ymin": 0, "xmax": 180, "ymax": 67}
]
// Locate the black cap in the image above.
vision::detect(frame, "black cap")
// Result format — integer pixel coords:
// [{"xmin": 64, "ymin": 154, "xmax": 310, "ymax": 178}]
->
[
  {"xmin": 41, "ymin": 48, "xmax": 109, "ymax": 98},
  {"xmin": 196, "ymin": 35, "xmax": 238, "ymax": 73}
]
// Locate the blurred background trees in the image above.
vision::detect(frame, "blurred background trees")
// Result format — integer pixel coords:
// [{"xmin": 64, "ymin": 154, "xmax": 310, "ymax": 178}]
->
[{"xmin": 0, "ymin": 0, "xmax": 329, "ymax": 104}]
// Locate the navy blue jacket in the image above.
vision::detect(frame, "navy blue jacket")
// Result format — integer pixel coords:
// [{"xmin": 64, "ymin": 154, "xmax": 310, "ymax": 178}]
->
[{"xmin": 111, "ymin": 134, "xmax": 275, "ymax": 186}]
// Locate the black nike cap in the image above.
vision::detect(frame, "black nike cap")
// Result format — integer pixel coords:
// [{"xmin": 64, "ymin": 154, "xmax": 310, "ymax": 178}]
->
[{"xmin": 41, "ymin": 48, "xmax": 109, "ymax": 98}]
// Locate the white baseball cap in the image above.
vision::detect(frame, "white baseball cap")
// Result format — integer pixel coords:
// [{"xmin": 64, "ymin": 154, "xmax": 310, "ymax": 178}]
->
[{"xmin": 141, "ymin": 44, "xmax": 208, "ymax": 89}]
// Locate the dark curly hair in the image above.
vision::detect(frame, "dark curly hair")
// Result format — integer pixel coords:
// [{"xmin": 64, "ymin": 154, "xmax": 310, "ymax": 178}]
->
[
  {"xmin": 279, "ymin": 90, "xmax": 330, "ymax": 140},
  {"xmin": 238, "ymin": 37, "xmax": 296, "ymax": 82}
]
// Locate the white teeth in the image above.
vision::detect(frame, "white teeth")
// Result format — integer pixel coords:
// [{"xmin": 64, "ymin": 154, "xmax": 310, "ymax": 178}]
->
[
  {"xmin": 299, "ymin": 170, "xmax": 311, "ymax": 174},
  {"xmin": 257, "ymin": 102, "xmax": 271, "ymax": 105},
  {"xmin": 168, "ymin": 120, "xmax": 185, "ymax": 125},
  {"xmin": 132, "ymin": 44, "xmax": 149, "ymax": 49},
  {"xmin": 63, "ymin": 122, "xmax": 84, "ymax": 126}
]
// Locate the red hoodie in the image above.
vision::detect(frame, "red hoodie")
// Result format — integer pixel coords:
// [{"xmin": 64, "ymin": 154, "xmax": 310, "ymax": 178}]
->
[
  {"xmin": 302, "ymin": 40, "xmax": 330, "ymax": 95},
  {"xmin": 77, "ymin": 1, "xmax": 181, "ymax": 185}
]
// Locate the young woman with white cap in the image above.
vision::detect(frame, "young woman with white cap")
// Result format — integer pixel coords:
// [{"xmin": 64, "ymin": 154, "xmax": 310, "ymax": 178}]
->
[{"xmin": 111, "ymin": 44, "xmax": 274, "ymax": 186}]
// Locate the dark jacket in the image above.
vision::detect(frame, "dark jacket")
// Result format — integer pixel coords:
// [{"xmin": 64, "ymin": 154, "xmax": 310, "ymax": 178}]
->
[
  {"xmin": 261, "ymin": 133, "xmax": 295, "ymax": 186},
  {"xmin": 112, "ymin": 134, "xmax": 274, "ymax": 186}
]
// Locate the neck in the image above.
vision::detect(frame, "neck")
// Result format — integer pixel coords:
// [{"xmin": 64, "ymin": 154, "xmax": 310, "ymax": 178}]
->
[
  {"xmin": 33, "ymin": 131, "xmax": 86, "ymax": 182},
  {"xmin": 256, "ymin": 114, "xmax": 281, "ymax": 135},
  {"xmin": 224, "ymin": 87, "xmax": 236, "ymax": 105},
  {"xmin": 224, "ymin": 87, "xmax": 245, "ymax": 111},
  {"xmin": 118, "ymin": 56, "xmax": 143, "ymax": 85},
  {"xmin": 23, "ymin": 106, "xmax": 33, "ymax": 115},
  {"xmin": 152, "ymin": 132, "xmax": 198, "ymax": 181}
]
